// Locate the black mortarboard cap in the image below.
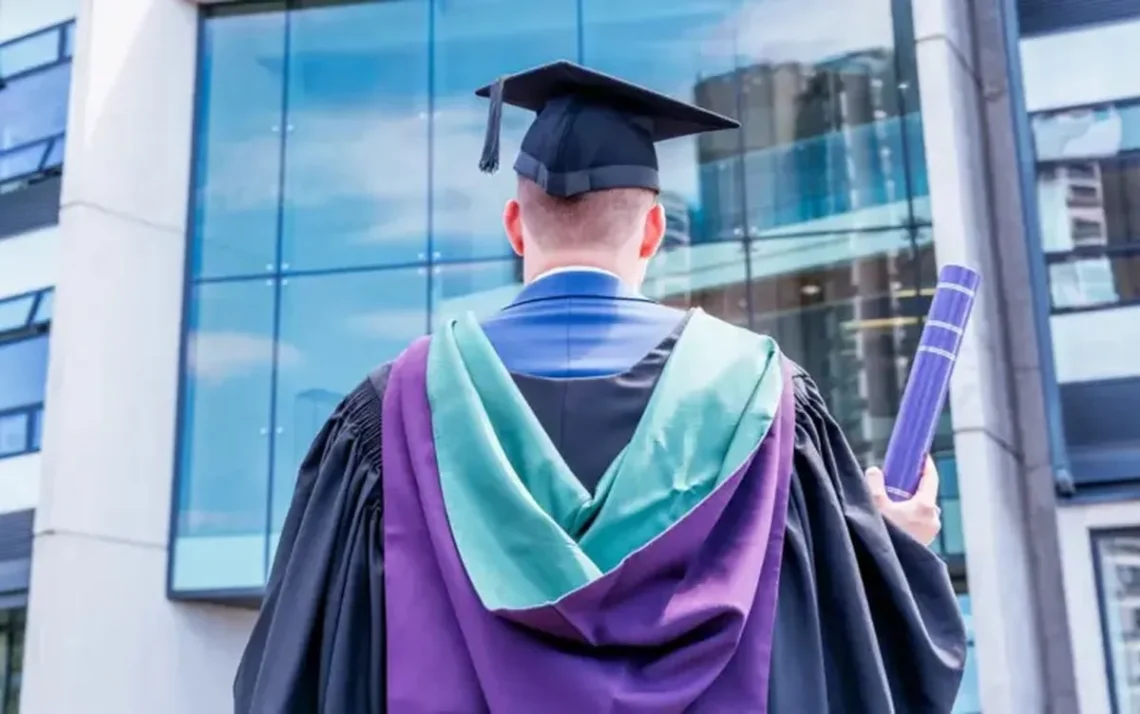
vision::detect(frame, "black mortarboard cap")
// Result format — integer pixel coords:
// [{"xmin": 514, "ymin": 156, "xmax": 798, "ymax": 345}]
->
[{"xmin": 475, "ymin": 60, "xmax": 740, "ymax": 198}]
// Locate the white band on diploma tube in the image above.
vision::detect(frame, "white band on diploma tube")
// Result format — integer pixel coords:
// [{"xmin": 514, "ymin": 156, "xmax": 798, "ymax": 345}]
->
[{"xmin": 917, "ymin": 345, "xmax": 956, "ymax": 361}]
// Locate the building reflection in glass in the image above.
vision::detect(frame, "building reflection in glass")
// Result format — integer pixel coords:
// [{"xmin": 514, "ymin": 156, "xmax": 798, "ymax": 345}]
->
[
  {"xmin": 648, "ymin": 231, "xmax": 934, "ymax": 464},
  {"xmin": 1031, "ymin": 97, "xmax": 1140, "ymax": 488},
  {"xmin": 172, "ymin": 0, "xmax": 953, "ymax": 590},
  {"xmin": 694, "ymin": 51, "xmax": 924, "ymax": 243},
  {"xmin": 1094, "ymin": 531, "xmax": 1140, "ymax": 713}
]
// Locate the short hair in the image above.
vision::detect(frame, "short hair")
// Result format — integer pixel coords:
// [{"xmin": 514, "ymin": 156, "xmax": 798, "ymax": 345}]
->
[{"xmin": 517, "ymin": 177, "xmax": 656, "ymax": 249}]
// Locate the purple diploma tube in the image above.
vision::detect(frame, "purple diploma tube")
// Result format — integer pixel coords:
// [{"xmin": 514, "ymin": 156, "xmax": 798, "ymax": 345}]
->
[{"xmin": 881, "ymin": 264, "xmax": 981, "ymax": 501}]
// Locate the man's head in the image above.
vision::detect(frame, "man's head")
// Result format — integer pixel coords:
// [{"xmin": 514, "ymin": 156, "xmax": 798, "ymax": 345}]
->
[
  {"xmin": 503, "ymin": 177, "xmax": 666, "ymax": 286},
  {"xmin": 475, "ymin": 61, "xmax": 738, "ymax": 285}
]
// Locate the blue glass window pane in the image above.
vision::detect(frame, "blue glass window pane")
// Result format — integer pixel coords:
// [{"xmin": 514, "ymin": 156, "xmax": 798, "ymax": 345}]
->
[
  {"xmin": 31, "ymin": 290, "xmax": 53, "ymax": 324},
  {"xmin": 0, "ymin": 63, "xmax": 71, "ymax": 150},
  {"xmin": 172, "ymin": 280, "xmax": 275, "ymax": 592},
  {"xmin": 0, "ymin": 29, "xmax": 59, "ymax": 79},
  {"xmin": 433, "ymin": 260, "xmax": 521, "ymax": 327},
  {"xmin": 582, "ymin": 0, "xmax": 919, "ymax": 242},
  {"xmin": 279, "ymin": 0, "xmax": 430, "ymax": 272},
  {"xmin": 0, "ymin": 412, "xmax": 29, "ymax": 457},
  {"xmin": 953, "ymin": 594, "xmax": 981, "ymax": 714},
  {"xmin": 0, "ymin": 337, "xmax": 49, "ymax": 412},
  {"xmin": 0, "ymin": 142, "xmax": 46, "ymax": 184},
  {"xmin": 581, "ymin": 0, "xmax": 740, "ymax": 245},
  {"xmin": 939, "ymin": 451, "xmax": 960, "ymax": 496},
  {"xmin": 1092, "ymin": 530, "xmax": 1140, "ymax": 714},
  {"xmin": 191, "ymin": 6, "xmax": 286, "ymax": 280},
  {"xmin": 907, "ymin": 115, "xmax": 932, "ymax": 223},
  {"xmin": 661, "ymin": 227, "xmax": 929, "ymax": 466},
  {"xmin": 30, "ymin": 405, "xmax": 43, "ymax": 451},
  {"xmin": 269, "ymin": 267, "xmax": 428, "ymax": 541},
  {"xmin": 430, "ymin": 0, "xmax": 577, "ymax": 262},
  {"xmin": 0, "ymin": 296, "xmax": 34, "ymax": 332},
  {"xmin": 929, "ymin": 452, "xmax": 964, "ymax": 558},
  {"xmin": 1033, "ymin": 101, "xmax": 1140, "ymax": 161},
  {"xmin": 642, "ymin": 239, "xmax": 751, "ymax": 310},
  {"xmin": 938, "ymin": 499, "xmax": 966, "ymax": 556},
  {"xmin": 643, "ymin": 240, "xmax": 755, "ymax": 335},
  {"xmin": 43, "ymin": 135, "xmax": 65, "ymax": 169},
  {"xmin": 63, "ymin": 22, "xmax": 76, "ymax": 59}
]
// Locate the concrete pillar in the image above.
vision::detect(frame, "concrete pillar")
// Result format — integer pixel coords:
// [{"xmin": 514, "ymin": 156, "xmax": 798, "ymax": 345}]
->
[
  {"xmin": 20, "ymin": 1, "xmax": 255, "ymax": 712},
  {"xmin": 914, "ymin": 0, "xmax": 1077, "ymax": 711}
]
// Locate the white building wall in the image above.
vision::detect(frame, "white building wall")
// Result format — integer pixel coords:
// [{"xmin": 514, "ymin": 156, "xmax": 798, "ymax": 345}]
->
[
  {"xmin": 19, "ymin": 1, "xmax": 256, "ymax": 712},
  {"xmin": 913, "ymin": 0, "xmax": 1073, "ymax": 711}
]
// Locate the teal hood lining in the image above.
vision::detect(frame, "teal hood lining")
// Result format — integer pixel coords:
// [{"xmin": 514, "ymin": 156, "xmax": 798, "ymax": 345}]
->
[{"xmin": 426, "ymin": 309, "xmax": 784, "ymax": 611}]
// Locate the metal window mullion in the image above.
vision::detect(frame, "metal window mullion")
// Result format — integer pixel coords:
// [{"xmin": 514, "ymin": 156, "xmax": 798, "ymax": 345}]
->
[
  {"xmin": 261, "ymin": 2, "xmax": 294, "ymax": 583},
  {"xmin": 728, "ymin": 0, "xmax": 755, "ymax": 331},
  {"xmin": 0, "ymin": 612, "xmax": 10, "ymax": 714},
  {"xmin": 425, "ymin": 0, "xmax": 437, "ymax": 335}
]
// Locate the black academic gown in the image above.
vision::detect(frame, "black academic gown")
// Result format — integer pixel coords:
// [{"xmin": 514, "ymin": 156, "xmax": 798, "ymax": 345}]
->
[{"xmin": 234, "ymin": 345, "xmax": 966, "ymax": 713}]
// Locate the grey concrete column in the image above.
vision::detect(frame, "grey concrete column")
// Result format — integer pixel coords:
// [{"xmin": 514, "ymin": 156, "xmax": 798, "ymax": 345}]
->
[
  {"xmin": 914, "ymin": 0, "xmax": 1077, "ymax": 712},
  {"xmin": 20, "ymin": 1, "xmax": 255, "ymax": 712}
]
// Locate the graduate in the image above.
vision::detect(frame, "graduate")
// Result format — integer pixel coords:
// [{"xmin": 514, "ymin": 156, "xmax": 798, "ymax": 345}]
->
[{"xmin": 234, "ymin": 60, "xmax": 966, "ymax": 713}]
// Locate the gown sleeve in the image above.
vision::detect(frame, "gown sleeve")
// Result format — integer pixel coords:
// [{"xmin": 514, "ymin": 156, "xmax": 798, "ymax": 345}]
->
[
  {"xmin": 767, "ymin": 365, "xmax": 968, "ymax": 713},
  {"xmin": 233, "ymin": 365, "xmax": 391, "ymax": 714}
]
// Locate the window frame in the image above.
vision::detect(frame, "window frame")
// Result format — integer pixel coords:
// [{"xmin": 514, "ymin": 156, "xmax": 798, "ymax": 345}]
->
[
  {"xmin": 0, "ymin": 289, "xmax": 53, "ymax": 461},
  {"xmin": 0, "ymin": 20, "xmax": 75, "ymax": 196},
  {"xmin": 169, "ymin": 0, "xmax": 950, "ymax": 601},
  {"xmin": 1090, "ymin": 526, "xmax": 1140, "ymax": 714}
]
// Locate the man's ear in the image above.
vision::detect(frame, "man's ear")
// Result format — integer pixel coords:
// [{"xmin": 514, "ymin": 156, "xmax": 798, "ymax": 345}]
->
[
  {"xmin": 503, "ymin": 198, "xmax": 524, "ymax": 257},
  {"xmin": 639, "ymin": 202, "xmax": 666, "ymax": 259}
]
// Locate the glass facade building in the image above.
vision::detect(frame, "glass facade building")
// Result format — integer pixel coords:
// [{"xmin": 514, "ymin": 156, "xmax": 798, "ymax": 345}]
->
[
  {"xmin": 27, "ymin": 0, "xmax": 1140, "ymax": 711},
  {"xmin": 1020, "ymin": 16, "xmax": 1140, "ymax": 495},
  {"xmin": 0, "ymin": 13, "xmax": 75, "ymax": 714},
  {"xmin": 0, "ymin": 290, "xmax": 51, "ymax": 461},
  {"xmin": 170, "ymin": 0, "xmax": 963, "ymax": 591},
  {"xmin": 167, "ymin": 6, "xmax": 978, "ymax": 704},
  {"xmin": 1019, "ymin": 10, "xmax": 1140, "ymax": 712}
]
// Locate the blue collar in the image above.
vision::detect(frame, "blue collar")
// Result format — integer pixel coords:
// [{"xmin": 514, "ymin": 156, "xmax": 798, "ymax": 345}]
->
[{"xmin": 508, "ymin": 269, "xmax": 650, "ymax": 308}]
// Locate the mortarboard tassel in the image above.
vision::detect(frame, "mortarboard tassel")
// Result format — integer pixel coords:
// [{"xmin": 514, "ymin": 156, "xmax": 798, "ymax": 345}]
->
[{"xmin": 479, "ymin": 76, "xmax": 506, "ymax": 174}]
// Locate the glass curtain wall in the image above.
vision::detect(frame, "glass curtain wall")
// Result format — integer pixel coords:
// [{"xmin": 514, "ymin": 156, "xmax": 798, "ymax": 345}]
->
[
  {"xmin": 174, "ymin": 1, "xmax": 977, "ymax": 704},
  {"xmin": 0, "ymin": 609, "xmax": 23, "ymax": 714},
  {"xmin": 172, "ymin": 0, "xmax": 960, "ymax": 595},
  {"xmin": 1093, "ymin": 529, "xmax": 1140, "ymax": 714},
  {"xmin": 0, "ymin": 20, "xmax": 73, "ymax": 191},
  {"xmin": 1021, "ymin": 20, "xmax": 1140, "ymax": 714},
  {"xmin": 1022, "ymin": 19, "xmax": 1140, "ymax": 490},
  {"xmin": 0, "ymin": 290, "xmax": 52, "ymax": 460}
]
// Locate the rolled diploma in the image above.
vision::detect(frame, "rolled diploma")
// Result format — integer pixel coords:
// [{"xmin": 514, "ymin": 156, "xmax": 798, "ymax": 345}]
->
[{"xmin": 881, "ymin": 264, "xmax": 981, "ymax": 501}]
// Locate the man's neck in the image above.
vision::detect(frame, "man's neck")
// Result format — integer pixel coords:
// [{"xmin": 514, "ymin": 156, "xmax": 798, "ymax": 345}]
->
[
  {"xmin": 530, "ymin": 265, "xmax": 621, "ymax": 283},
  {"xmin": 524, "ymin": 254, "xmax": 641, "ymax": 286}
]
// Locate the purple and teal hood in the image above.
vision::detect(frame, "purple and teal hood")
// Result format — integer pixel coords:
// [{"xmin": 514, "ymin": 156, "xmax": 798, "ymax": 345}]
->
[{"xmin": 382, "ymin": 310, "xmax": 795, "ymax": 713}]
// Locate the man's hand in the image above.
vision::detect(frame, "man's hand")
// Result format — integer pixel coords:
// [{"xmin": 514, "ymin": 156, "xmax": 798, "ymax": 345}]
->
[{"xmin": 865, "ymin": 456, "xmax": 941, "ymax": 547}]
